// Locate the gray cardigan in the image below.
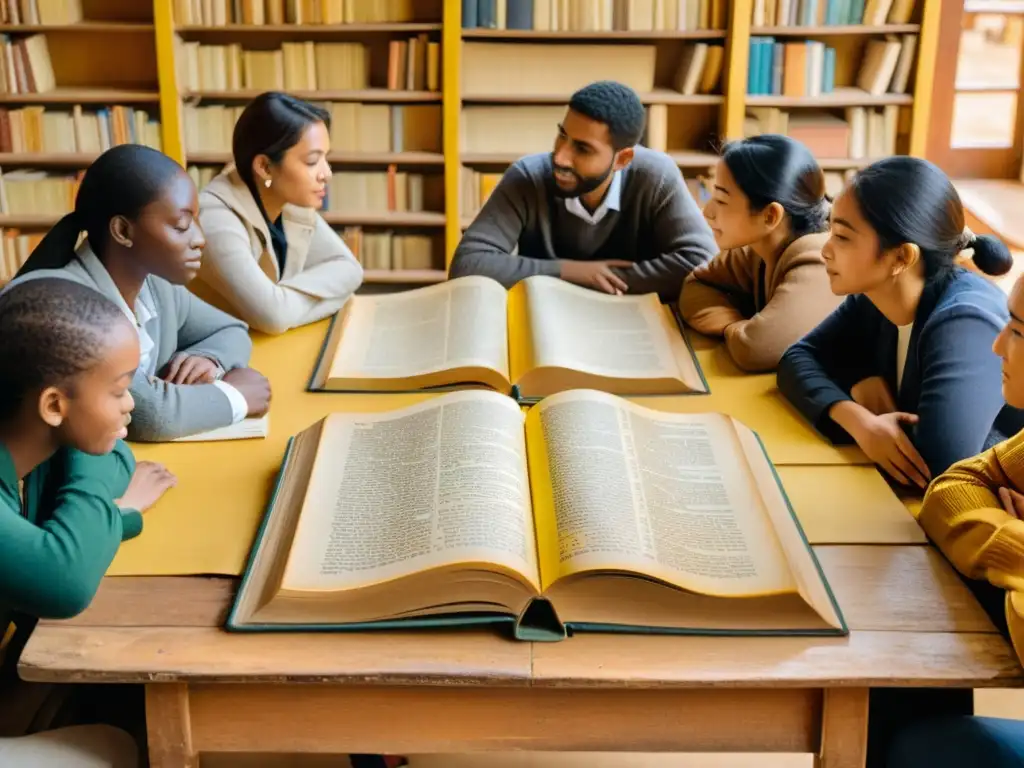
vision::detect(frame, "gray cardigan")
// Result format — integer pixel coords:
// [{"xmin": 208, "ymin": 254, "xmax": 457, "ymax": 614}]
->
[
  {"xmin": 450, "ymin": 147, "xmax": 716, "ymax": 299},
  {"xmin": 8, "ymin": 245, "xmax": 253, "ymax": 442}
]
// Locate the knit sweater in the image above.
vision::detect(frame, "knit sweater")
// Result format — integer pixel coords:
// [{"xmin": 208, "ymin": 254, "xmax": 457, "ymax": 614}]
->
[
  {"xmin": 778, "ymin": 268, "xmax": 1022, "ymax": 478},
  {"xmin": 449, "ymin": 147, "xmax": 717, "ymax": 300},
  {"xmin": 0, "ymin": 440, "xmax": 139, "ymax": 665},
  {"xmin": 918, "ymin": 430, "xmax": 1024, "ymax": 666},
  {"xmin": 679, "ymin": 232, "xmax": 840, "ymax": 372}
]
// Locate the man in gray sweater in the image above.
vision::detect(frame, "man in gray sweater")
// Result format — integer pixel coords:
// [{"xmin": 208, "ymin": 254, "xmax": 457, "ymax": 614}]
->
[{"xmin": 450, "ymin": 80, "xmax": 717, "ymax": 300}]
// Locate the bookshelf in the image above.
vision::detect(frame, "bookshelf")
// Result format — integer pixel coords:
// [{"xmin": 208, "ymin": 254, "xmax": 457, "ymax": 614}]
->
[{"xmin": 0, "ymin": 0, "xmax": 944, "ymax": 289}]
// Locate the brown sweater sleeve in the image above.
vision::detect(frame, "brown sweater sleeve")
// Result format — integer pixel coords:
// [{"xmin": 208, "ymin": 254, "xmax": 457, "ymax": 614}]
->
[
  {"xmin": 679, "ymin": 247, "xmax": 754, "ymax": 336},
  {"xmin": 723, "ymin": 249, "xmax": 839, "ymax": 372}
]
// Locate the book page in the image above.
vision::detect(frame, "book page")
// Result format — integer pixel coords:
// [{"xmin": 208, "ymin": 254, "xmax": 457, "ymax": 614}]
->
[
  {"xmin": 280, "ymin": 391, "xmax": 539, "ymax": 593},
  {"xmin": 523, "ymin": 275, "xmax": 683, "ymax": 380},
  {"xmin": 534, "ymin": 390, "xmax": 796, "ymax": 597},
  {"xmin": 328, "ymin": 276, "xmax": 509, "ymax": 380}
]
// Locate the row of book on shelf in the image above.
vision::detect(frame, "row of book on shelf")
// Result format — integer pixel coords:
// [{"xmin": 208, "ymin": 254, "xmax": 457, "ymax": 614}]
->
[
  {"xmin": 0, "ymin": 0, "xmax": 82, "ymax": 25},
  {"xmin": 744, "ymin": 105, "xmax": 900, "ymax": 162},
  {"xmin": 0, "ymin": 222, "xmax": 438, "ymax": 281},
  {"xmin": 747, "ymin": 33, "xmax": 915, "ymax": 97},
  {"xmin": 462, "ymin": 0, "xmax": 729, "ymax": 31},
  {"xmin": 751, "ymin": 0, "xmax": 916, "ymax": 26},
  {"xmin": 176, "ymin": 36, "xmax": 439, "ymax": 94},
  {"xmin": 0, "ymin": 105, "xmax": 162, "ymax": 155},
  {"xmin": 0, "ymin": 33, "xmax": 55, "ymax": 95},
  {"xmin": 173, "ymin": 0, "xmax": 423, "ymax": 26},
  {"xmin": 184, "ymin": 102, "xmax": 440, "ymax": 155}
]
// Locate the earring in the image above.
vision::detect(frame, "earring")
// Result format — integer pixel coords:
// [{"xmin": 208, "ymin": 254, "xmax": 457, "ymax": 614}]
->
[{"xmin": 264, "ymin": 178, "xmax": 272, "ymax": 188}]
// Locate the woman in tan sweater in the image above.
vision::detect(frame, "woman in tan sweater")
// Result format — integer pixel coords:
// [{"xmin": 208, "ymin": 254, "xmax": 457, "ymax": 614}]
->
[
  {"xmin": 194, "ymin": 92, "xmax": 363, "ymax": 335},
  {"xmin": 679, "ymin": 134, "xmax": 841, "ymax": 371}
]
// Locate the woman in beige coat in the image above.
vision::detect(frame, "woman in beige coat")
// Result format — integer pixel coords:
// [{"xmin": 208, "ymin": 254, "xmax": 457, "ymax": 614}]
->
[
  {"xmin": 680, "ymin": 134, "xmax": 841, "ymax": 372},
  {"xmin": 195, "ymin": 92, "xmax": 364, "ymax": 335}
]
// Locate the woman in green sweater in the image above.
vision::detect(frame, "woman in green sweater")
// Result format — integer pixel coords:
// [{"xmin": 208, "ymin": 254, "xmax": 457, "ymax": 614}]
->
[{"xmin": 0, "ymin": 278, "xmax": 174, "ymax": 766}]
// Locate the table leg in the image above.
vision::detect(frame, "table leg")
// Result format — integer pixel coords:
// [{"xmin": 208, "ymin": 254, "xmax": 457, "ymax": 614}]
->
[
  {"xmin": 145, "ymin": 683, "xmax": 198, "ymax": 768},
  {"xmin": 818, "ymin": 688, "xmax": 869, "ymax": 768}
]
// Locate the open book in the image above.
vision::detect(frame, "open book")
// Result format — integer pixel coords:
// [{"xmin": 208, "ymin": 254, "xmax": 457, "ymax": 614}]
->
[
  {"xmin": 308, "ymin": 275, "xmax": 708, "ymax": 401},
  {"xmin": 228, "ymin": 390, "xmax": 845, "ymax": 639},
  {"xmin": 172, "ymin": 414, "xmax": 269, "ymax": 443}
]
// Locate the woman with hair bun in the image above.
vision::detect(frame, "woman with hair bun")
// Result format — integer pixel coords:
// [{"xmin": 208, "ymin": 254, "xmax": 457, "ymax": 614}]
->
[
  {"xmin": 195, "ymin": 91, "xmax": 363, "ymax": 335},
  {"xmin": 778, "ymin": 155, "xmax": 1018, "ymax": 487},
  {"xmin": 680, "ymin": 134, "xmax": 842, "ymax": 371}
]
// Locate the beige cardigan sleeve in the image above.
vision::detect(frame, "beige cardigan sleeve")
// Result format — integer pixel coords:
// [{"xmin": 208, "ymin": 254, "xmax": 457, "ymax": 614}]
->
[{"xmin": 197, "ymin": 198, "xmax": 364, "ymax": 335}]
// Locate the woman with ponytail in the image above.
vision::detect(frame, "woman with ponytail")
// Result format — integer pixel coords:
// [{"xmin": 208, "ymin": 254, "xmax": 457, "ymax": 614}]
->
[
  {"xmin": 194, "ymin": 92, "xmax": 363, "ymax": 335},
  {"xmin": 778, "ymin": 155, "xmax": 1019, "ymax": 487},
  {"xmin": 8, "ymin": 144, "xmax": 271, "ymax": 443},
  {"xmin": 680, "ymin": 134, "xmax": 842, "ymax": 371}
]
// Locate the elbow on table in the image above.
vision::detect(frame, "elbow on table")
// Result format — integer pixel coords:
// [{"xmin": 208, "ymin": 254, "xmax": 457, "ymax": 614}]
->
[{"xmin": 34, "ymin": 578, "xmax": 101, "ymax": 620}]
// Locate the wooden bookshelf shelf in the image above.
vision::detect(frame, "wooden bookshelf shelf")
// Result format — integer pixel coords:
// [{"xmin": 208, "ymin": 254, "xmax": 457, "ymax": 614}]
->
[
  {"xmin": 321, "ymin": 212, "xmax": 446, "ymax": 227},
  {"xmin": 186, "ymin": 151, "xmax": 445, "ymax": 166},
  {"xmin": 746, "ymin": 90, "xmax": 914, "ymax": 107},
  {"xmin": 461, "ymin": 29, "xmax": 727, "ymax": 40},
  {"xmin": 0, "ymin": 214, "xmax": 63, "ymax": 227},
  {"xmin": 0, "ymin": 88, "xmax": 160, "ymax": 104},
  {"xmin": 0, "ymin": 0, "xmax": 943, "ymax": 284},
  {"xmin": 0, "ymin": 22, "xmax": 154, "ymax": 32},
  {"xmin": 363, "ymin": 269, "xmax": 447, "ymax": 284},
  {"xmin": 184, "ymin": 89, "xmax": 441, "ymax": 103},
  {"xmin": 0, "ymin": 152, "xmax": 98, "ymax": 166},
  {"xmin": 177, "ymin": 23, "xmax": 442, "ymax": 33},
  {"xmin": 750, "ymin": 24, "xmax": 920, "ymax": 35},
  {"xmin": 462, "ymin": 90, "xmax": 723, "ymax": 105}
]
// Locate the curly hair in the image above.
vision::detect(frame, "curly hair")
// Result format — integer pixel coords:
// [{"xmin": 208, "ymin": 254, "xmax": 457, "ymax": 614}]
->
[
  {"xmin": 0, "ymin": 278, "xmax": 131, "ymax": 422},
  {"xmin": 567, "ymin": 80, "xmax": 647, "ymax": 150}
]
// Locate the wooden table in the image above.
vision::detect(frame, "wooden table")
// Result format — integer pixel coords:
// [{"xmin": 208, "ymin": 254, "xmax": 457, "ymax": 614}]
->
[{"xmin": 17, "ymin": 545, "xmax": 1024, "ymax": 768}]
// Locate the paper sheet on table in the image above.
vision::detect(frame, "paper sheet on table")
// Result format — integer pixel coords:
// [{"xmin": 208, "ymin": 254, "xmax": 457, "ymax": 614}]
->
[{"xmin": 779, "ymin": 465, "xmax": 927, "ymax": 545}]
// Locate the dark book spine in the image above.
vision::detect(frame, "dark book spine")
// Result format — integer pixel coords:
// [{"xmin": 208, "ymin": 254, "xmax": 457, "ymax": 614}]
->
[
  {"xmin": 477, "ymin": 0, "xmax": 497, "ymax": 28},
  {"xmin": 506, "ymin": 0, "xmax": 534, "ymax": 29},
  {"xmin": 461, "ymin": 0, "xmax": 478, "ymax": 28}
]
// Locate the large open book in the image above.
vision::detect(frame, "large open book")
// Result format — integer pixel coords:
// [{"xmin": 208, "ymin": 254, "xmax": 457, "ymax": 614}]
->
[
  {"xmin": 308, "ymin": 275, "xmax": 708, "ymax": 401},
  {"xmin": 228, "ymin": 390, "xmax": 846, "ymax": 639}
]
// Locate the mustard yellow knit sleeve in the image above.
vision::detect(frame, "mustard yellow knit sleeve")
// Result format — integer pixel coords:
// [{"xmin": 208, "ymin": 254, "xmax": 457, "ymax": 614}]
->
[{"xmin": 918, "ymin": 431, "xmax": 1024, "ymax": 593}]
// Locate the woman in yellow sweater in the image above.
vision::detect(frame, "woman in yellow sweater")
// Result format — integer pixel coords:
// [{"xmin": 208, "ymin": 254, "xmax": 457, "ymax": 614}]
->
[
  {"xmin": 886, "ymin": 274, "xmax": 1024, "ymax": 766},
  {"xmin": 679, "ymin": 134, "xmax": 841, "ymax": 371}
]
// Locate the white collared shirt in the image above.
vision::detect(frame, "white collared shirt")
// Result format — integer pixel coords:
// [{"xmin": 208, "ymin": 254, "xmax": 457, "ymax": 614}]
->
[
  {"xmin": 563, "ymin": 169, "xmax": 623, "ymax": 225},
  {"xmin": 75, "ymin": 249, "xmax": 249, "ymax": 425}
]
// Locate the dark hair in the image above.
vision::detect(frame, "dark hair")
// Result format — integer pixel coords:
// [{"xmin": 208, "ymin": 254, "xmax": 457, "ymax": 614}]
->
[
  {"xmin": 17, "ymin": 144, "xmax": 186, "ymax": 276},
  {"xmin": 847, "ymin": 156, "xmax": 1013, "ymax": 280},
  {"xmin": 567, "ymin": 80, "xmax": 646, "ymax": 150},
  {"xmin": 0, "ymin": 278, "xmax": 131, "ymax": 423},
  {"xmin": 232, "ymin": 91, "xmax": 331, "ymax": 192},
  {"xmin": 721, "ymin": 134, "xmax": 829, "ymax": 239}
]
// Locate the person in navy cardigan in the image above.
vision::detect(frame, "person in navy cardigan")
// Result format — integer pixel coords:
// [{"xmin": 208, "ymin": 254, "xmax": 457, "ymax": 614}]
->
[{"xmin": 778, "ymin": 156, "xmax": 1018, "ymax": 489}]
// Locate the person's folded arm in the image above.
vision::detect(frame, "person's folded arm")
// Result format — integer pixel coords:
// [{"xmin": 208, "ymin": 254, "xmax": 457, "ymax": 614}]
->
[
  {"xmin": 198, "ymin": 203, "xmax": 364, "ymax": 335},
  {"xmin": 171, "ymin": 283, "xmax": 253, "ymax": 372},
  {"xmin": 127, "ymin": 370, "xmax": 235, "ymax": 442},
  {"xmin": 919, "ymin": 436, "xmax": 1024, "ymax": 593},
  {"xmin": 614, "ymin": 169, "xmax": 717, "ymax": 300},
  {"xmin": 1, "ymin": 445, "xmax": 139, "ymax": 619},
  {"xmin": 722, "ymin": 260, "xmax": 838, "ymax": 373},
  {"xmin": 912, "ymin": 308, "xmax": 1009, "ymax": 478},
  {"xmin": 679, "ymin": 248, "xmax": 753, "ymax": 336},
  {"xmin": 448, "ymin": 162, "xmax": 558, "ymax": 288},
  {"xmin": 776, "ymin": 296, "xmax": 876, "ymax": 443}
]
